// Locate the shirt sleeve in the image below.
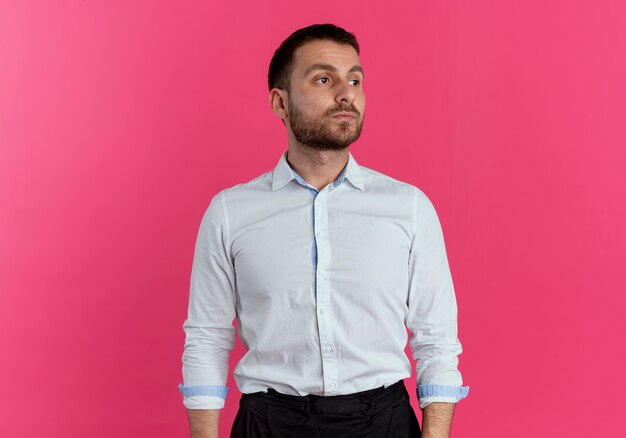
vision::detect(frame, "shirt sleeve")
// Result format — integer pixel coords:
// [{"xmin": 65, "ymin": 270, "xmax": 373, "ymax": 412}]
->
[
  {"xmin": 179, "ymin": 190, "xmax": 237, "ymax": 409},
  {"xmin": 406, "ymin": 189, "xmax": 469, "ymax": 410}
]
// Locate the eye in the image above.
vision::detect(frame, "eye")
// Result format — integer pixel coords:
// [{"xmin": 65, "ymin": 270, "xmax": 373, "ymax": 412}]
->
[
  {"xmin": 349, "ymin": 79, "xmax": 361, "ymax": 86},
  {"xmin": 315, "ymin": 76, "xmax": 331, "ymax": 85}
]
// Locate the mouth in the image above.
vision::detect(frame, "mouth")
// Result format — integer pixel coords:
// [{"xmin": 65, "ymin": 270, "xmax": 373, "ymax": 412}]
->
[{"xmin": 331, "ymin": 112, "xmax": 357, "ymax": 121}]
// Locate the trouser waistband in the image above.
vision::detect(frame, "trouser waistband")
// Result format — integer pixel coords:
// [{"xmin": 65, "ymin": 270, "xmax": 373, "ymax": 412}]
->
[{"xmin": 243, "ymin": 380, "xmax": 406, "ymax": 416}]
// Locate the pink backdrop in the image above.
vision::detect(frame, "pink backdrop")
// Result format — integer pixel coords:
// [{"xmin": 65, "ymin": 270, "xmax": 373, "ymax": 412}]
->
[{"xmin": 1, "ymin": 1, "xmax": 625, "ymax": 437}]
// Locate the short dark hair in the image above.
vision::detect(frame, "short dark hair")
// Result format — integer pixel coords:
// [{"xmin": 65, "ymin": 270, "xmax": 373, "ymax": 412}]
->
[{"xmin": 268, "ymin": 23, "xmax": 360, "ymax": 91}]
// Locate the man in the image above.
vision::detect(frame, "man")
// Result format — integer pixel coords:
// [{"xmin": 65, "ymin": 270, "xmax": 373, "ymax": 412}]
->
[{"xmin": 179, "ymin": 24, "xmax": 469, "ymax": 438}]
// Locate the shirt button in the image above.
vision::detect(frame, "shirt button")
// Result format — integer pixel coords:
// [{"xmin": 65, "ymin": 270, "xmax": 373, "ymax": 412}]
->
[
  {"xmin": 319, "ymin": 308, "xmax": 324, "ymax": 314},
  {"xmin": 328, "ymin": 382, "xmax": 336, "ymax": 389}
]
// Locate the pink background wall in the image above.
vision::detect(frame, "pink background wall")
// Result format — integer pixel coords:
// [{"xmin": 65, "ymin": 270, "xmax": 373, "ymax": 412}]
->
[{"xmin": 1, "ymin": 1, "xmax": 625, "ymax": 437}]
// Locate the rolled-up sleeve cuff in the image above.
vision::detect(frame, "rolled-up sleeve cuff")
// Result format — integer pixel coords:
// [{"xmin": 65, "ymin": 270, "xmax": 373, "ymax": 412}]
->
[
  {"xmin": 178, "ymin": 384, "xmax": 229, "ymax": 409},
  {"xmin": 417, "ymin": 385, "xmax": 470, "ymax": 410}
]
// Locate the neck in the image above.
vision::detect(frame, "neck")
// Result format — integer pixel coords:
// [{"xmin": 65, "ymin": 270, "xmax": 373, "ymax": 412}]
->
[{"xmin": 285, "ymin": 143, "xmax": 349, "ymax": 192}]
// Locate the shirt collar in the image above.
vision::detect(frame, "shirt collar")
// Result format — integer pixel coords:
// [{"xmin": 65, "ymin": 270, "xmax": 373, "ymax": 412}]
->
[{"xmin": 271, "ymin": 149, "xmax": 365, "ymax": 192}]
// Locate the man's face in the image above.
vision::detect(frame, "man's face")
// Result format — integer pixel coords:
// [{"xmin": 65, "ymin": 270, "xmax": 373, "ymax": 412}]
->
[{"xmin": 285, "ymin": 39, "xmax": 366, "ymax": 151}]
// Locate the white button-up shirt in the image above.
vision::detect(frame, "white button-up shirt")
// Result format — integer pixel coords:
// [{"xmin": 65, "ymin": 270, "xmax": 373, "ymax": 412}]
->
[{"xmin": 179, "ymin": 150, "xmax": 469, "ymax": 410}]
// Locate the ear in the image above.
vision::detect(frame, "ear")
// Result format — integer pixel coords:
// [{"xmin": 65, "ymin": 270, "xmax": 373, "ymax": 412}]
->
[{"xmin": 269, "ymin": 88, "xmax": 288, "ymax": 121}]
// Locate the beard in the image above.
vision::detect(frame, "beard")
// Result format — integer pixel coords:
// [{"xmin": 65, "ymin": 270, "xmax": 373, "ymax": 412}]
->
[{"xmin": 287, "ymin": 94, "xmax": 364, "ymax": 151}]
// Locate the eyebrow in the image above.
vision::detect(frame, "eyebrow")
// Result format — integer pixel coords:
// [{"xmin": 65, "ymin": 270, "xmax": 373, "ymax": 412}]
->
[{"xmin": 303, "ymin": 63, "xmax": 364, "ymax": 77}]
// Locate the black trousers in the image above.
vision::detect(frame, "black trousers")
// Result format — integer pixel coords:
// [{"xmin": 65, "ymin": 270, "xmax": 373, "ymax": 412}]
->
[{"xmin": 230, "ymin": 380, "xmax": 421, "ymax": 437}]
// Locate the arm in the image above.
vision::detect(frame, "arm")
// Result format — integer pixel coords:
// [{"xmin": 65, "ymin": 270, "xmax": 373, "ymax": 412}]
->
[
  {"xmin": 422, "ymin": 402, "xmax": 455, "ymax": 438},
  {"xmin": 405, "ymin": 190, "xmax": 469, "ymax": 435},
  {"xmin": 179, "ymin": 191, "xmax": 237, "ymax": 434},
  {"xmin": 186, "ymin": 409, "xmax": 220, "ymax": 438}
]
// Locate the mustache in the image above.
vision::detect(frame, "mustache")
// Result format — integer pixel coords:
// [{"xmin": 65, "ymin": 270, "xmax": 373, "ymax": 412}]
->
[{"xmin": 325, "ymin": 103, "xmax": 360, "ymax": 118}]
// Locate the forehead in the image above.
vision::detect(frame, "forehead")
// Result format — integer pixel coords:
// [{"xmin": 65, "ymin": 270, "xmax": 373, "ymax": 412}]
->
[{"xmin": 292, "ymin": 39, "xmax": 361, "ymax": 73}]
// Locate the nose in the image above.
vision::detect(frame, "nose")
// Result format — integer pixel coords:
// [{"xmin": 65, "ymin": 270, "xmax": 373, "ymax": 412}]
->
[{"xmin": 334, "ymin": 79, "xmax": 356, "ymax": 105}]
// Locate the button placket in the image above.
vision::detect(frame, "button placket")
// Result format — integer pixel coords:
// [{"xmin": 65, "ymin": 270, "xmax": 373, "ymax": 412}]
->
[{"xmin": 312, "ymin": 190, "xmax": 340, "ymax": 395}]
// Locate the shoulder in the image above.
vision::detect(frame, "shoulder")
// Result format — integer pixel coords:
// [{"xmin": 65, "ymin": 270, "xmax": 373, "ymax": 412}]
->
[
  {"xmin": 359, "ymin": 164, "xmax": 433, "ymax": 206},
  {"xmin": 222, "ymin": 169, "xmax": 273, "ymax": 196},
  {"xmin": 206, "ymin": 168, "xmax": 274, "ymax": 205},
  {"xmin": 199, "ymin": 168, "xmax": 273, "ymax": 224}
]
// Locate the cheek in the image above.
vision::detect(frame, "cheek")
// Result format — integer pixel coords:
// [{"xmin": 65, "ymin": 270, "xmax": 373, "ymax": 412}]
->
[
  {"xmin": 358, "ymin": 95, "xmax": 366, "ymax": 113},
  {"xmin": 294, "ymin": 95, "xmax": 325, "ymax": 114}
]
